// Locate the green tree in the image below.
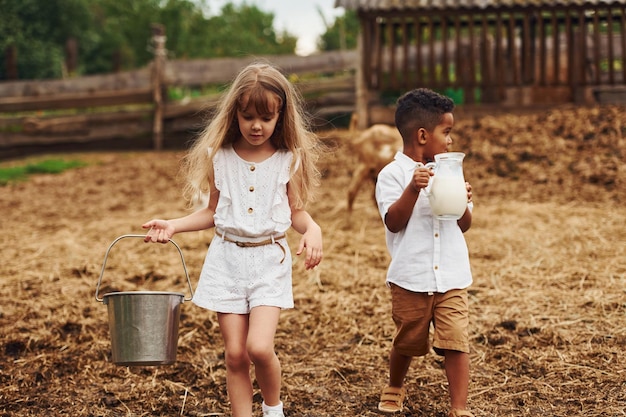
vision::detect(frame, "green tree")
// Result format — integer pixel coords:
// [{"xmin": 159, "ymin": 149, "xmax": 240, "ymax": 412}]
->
[
  {"xmin": 318, "ymin": 9, "xmax": 359, "ymax": 51},
  {"xmin": 83, "ymin": 0, "xmax": 164, "ymax": 72},
  {"xmin": 0, "ymin": 0, "xmax": 93, "ymax": 79},
  {"xmin": 204, "ymin": 3, "xmax": 297, "ymax": 57},
  {"xmin": 160, "ymin": 0, "xmax": 211, "ymax": 59},
  {"xmin": 0, "ymin": 0, "xmax": 297, "ymax": 80}
]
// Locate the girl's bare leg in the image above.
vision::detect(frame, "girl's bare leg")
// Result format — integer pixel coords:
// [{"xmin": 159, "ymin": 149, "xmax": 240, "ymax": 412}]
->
[
  {"xmin": 248, "ymin": 306, "xmax": 282, "ymax": 407},
  {"xmin": 218, "ymin": 313, "xmax": 253, "ymax": 417}
]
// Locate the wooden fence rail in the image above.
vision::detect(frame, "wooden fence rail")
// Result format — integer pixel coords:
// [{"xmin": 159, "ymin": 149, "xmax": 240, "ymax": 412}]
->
[{"xmin": 0, "ymin": 49, "xmax": 358, "ymax": 158}]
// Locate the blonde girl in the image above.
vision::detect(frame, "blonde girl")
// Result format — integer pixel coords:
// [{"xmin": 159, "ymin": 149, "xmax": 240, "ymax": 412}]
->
[{"xmin": 142, "ymin": 62, "xmax": 324, "ymax": 417}]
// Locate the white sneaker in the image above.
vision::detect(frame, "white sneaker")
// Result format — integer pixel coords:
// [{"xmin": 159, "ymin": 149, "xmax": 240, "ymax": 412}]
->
[
  {"xmin": 263, "ymin": 411, "xmax": 285, "ymax": 417},
  {"xmin": 262, "ymin": 401, "xmax": 285, "ymax": 417}
]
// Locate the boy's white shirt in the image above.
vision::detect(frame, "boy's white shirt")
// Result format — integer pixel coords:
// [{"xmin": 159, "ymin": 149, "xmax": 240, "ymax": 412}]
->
[{"xmin": 375, "ymin": 151, "xmax": 473, "ymax": 293}]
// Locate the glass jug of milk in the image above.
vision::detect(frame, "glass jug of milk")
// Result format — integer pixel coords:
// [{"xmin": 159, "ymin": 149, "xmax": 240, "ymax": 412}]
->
[{"xmin": 423, "ymin": 152, "xmax": 468, "ymax": 220}]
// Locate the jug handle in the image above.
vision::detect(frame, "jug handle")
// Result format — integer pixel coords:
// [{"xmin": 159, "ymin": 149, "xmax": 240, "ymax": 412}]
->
[{"xmin": 95, "ymin": 234, "xmax": 194, "ymax": 303}]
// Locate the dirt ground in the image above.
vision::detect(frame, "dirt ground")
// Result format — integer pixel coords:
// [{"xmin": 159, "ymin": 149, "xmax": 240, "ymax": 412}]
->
[{"xmin": 1, "ymin": 105, "xmax": 625, "ymax": 417}]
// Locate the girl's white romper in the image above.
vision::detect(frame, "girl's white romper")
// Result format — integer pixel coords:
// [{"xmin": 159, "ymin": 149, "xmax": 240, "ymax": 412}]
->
[{"xmin": 192, "ymin": 145, "xmax": 294, "ymax": 314}]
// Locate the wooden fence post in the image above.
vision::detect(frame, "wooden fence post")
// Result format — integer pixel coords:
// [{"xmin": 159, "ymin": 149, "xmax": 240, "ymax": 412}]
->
[
  {"xmin": 151, "ymin": 23, "xmax": 166, "ymax": 151},
  {"xmin": 5, "ymin": 45, "xmax": 18, "ymax": 80},
  {"xmin": 355, "ymin": 29, "xmax": 369, "ymax": 129},
  {"xmin": 65, "ymin": 37, "xmax": 78, "ymax": 77}
]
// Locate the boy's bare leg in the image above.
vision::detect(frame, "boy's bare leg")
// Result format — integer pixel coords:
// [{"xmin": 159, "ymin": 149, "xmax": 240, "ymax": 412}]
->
[
  {"xmin": 444, "ymin": 350, "xmax": 470, "ymax": 410},
  {"xmin": 388, "ymin": 347, "xmax": 412, "ymax": 387}
]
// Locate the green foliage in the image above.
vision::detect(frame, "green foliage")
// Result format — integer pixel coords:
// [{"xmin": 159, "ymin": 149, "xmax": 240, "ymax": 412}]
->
[
  {"xmin": 0, "ymin": 0, "xmax": 355, "ymax": 80},
  {"xmin": 0, "ymin": 159, "xmax": 86, "ymax": 186},
  {"xmin": 198, "ymin": 3, "xmax": 297, "ymax": 58},
  {"xmin": 318, "ymin": 10, "xmax": 359, "ymax": 51},
  {"xmin": 0, "ymin": 0, "xmax": 93, "ymax": 79}
]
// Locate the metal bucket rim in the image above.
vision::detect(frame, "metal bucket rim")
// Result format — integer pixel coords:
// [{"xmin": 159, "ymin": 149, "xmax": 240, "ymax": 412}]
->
[
  {"xmin": 103, "ymin": 291, "xmax": 185, "ymax": 297},
  {"xmin": 102, "ymin": 291, "xmax": 186, "ymax": 304}
]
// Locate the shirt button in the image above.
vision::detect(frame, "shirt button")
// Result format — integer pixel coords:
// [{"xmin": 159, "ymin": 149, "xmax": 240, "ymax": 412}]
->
[
  {"xmin": 434, "ymin": 265, "xmax": 439, "ymax": 270},
  {"xmin": 249, "ymin": 186, "xmax": 254, "ymax": 192},
  {"xmin": 250, "ymin": 165, "xmax": 255, "ymax": 172},
  {"xmin": 434, "ymin": 233, "xmax": 439, "ymax": 238},
  {"xmin": 248, "ymin": 207, "xmax": 253, "ymax": 214}
]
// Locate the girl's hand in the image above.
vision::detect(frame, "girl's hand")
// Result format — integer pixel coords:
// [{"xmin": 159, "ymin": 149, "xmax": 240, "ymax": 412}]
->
[
  {"xmin": 296, "ymin": 224, "xmax": 323, "ymax": 270},
  {"xmin": 142, "ymin": 219, "xmax": 175, "ymax": 243}
]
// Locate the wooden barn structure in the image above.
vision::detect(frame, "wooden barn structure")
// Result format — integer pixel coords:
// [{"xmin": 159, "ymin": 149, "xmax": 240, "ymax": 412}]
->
[{"xmin": 335, "ymin": 0, "xmax": 626, "ymax": 127}]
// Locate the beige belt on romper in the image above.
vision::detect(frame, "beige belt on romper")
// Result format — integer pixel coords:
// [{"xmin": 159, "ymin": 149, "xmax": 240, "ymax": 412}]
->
[{"xmin": 216, "ymin": 228, "xmax": 286, "ymax": 263}]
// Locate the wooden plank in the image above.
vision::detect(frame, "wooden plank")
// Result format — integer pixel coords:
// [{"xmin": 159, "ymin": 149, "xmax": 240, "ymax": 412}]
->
[
  {"xmin": 607, "ymin": 7, "xmax": 615, "ymax": 84},
  {"xmin": 467, "ymin": 14, "xmax": 476, "ymax": 103},
  {"xmin": 539, "ymin": 12, "xmax": 547, "ymax": 85},
  {"xmin": 22, "ymin": 110, "xmax": 150, "ymax": 134},
  {"xmin": 594, "ymin": 8, "xmax": 601, "ymax": 85},
  {"xmin": 509, "ymin": 13, "xmax": 520, "ymax": 86},
  {"xmin": 566, "ymin": 10, "xmax": 574, "ymax": 89},
  {"xmin": 5, "ymin": 45, "xmax": 18, "ymax": 80},
  {"xmin": 163, "ymin": 97, "xmax": 218, "ymax": 119},
  {"xmin": 389, "ymin": 20, "xmax": 397, "ymax": 89},
  {"xmin": 428, "ymin": 16, "xmax": 436, "ymax": 85},
  {"xmin": 580, "ymin": 9, "xmax": 588, "ymax": 86},
  {"xmin": 552, "ymin": 9, "xmax": 560, "ymax": 85},
  {"xmin": 297, "ymin": 75, "xmax": 354, "ymax": 95},
  {"xmin": 310, "ymin": 104, "xmax": 355, "ymax": 119},
  {"xmin": 304, "ymin": 91, "xmax": 356, "ymax": 107},
  {"xmin": 495, "ymin": 12, "xmax": 504, "ymax": 91},
  {"xmin": 0, "ymin": 88, "xmax": 152, "ymax": 112},
  {"xmin": 416, "ymin": 15, "xmax": 423, "ymax": 86},
  {"xmin": 163, "ymin": 51, "xmax": 358, "ymax": 87},
  {"xmin": 362, "ymin": 16, "xmax": 373, "ymax": 92},
  {"xmin": 356, "ymin": 24, "xmax": 370, "ymax": 129},
  {"xmin": 481, "ymin": 14, "xmax": 490, "ymax": 89},
  {"xmin": 0, "ymin": 119, "xmax": 153, "ymax": 148},
  {"xmin": 481, "ymin": 13, "xmax": 498, "ymax": 102},
  {"xmin": 454, "ymin": 14, "xmax": 461, "ymax": 89},
  {"xmin": 402, "ymin": 17, "xmax": 410, "ymax": 91},
  {"xmin": 621, "ymin": 7, "xmax": 626, "ymax": 83},
  {"xmin": 0, "ymin": 68, "xmax": 151, "ymax": 98},
  {"xmin": 375, "ymin": 20, "xmax": 383, "ymax": 90},
  {"xmin": 151, "ymin": 24, "xmax": 166, "ymax": 151},
  {"xmin": 522, "ymin": 11, "xmax": 533, "ymax": 84},
  {"xmin": 442, "ymin": 16, "xmax": 449, "ymax": 86}
]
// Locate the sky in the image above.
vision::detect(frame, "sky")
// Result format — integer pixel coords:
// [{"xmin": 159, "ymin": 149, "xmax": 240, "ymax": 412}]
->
[{"xmin": 208, "ymin": 0, "xmax": 346, "ymax": 56}]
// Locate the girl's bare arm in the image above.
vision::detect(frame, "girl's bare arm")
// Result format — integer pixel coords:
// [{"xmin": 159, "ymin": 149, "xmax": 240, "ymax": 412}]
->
[
  {"xmin": 143, "ymin": 186, "xmax": 219, "ymax": 243},
  {"xmin": 287, "ymin": 180, "xmax": 323, "ymax": 270}
]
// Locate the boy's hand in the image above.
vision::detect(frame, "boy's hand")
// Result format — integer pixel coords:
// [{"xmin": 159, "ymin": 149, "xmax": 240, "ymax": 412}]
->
[
  {"xmin": 410, "ymin": 166, "xmax": 434, "ymax": 192},
  {"xmin": 142, "ymin": 219, "xmax": 174, "ymax": 243},
  {"xmin": 465, "ymin": 181, "xmax": 473, "ymax": 203}
]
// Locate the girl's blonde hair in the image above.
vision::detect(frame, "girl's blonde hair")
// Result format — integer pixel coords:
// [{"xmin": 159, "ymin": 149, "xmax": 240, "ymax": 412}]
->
[{"xmin": 182, "ymin": 61, "xmax": 322, "ymax": 209}]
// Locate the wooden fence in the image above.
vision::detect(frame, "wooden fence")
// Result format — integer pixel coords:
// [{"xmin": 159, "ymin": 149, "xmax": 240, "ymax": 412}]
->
[{"xmin": 0, "ymin": 44, "xmax": 358, "ymax": 158}]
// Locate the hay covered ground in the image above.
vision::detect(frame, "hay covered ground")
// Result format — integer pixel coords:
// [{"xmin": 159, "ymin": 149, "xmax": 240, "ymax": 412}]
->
[{"xmin": 1, "ymin": 105, "xmax": 625, "ymax": 417}]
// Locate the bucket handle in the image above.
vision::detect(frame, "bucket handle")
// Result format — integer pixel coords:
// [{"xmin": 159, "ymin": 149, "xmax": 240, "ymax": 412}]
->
[{"xmin": 95, "ymin": 234, "xmax": 194, "ymax": 303}]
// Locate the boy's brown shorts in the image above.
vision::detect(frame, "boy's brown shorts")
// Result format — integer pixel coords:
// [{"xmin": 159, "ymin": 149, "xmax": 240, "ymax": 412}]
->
[{"xmin": 390, "ymin": 284, "xmax": 469, "ymax": 357}]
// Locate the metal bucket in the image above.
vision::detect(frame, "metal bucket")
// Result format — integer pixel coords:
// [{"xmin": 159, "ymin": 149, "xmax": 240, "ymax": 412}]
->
[{"xmin": 95, "ymin": 235, "xmax": 194, "ymax": 366}]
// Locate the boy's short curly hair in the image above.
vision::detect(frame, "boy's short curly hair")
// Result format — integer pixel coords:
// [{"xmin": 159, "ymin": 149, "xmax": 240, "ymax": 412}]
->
[{"xmin": 395, "ymin": 88, "xmax": 454, "ymax": 142}]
